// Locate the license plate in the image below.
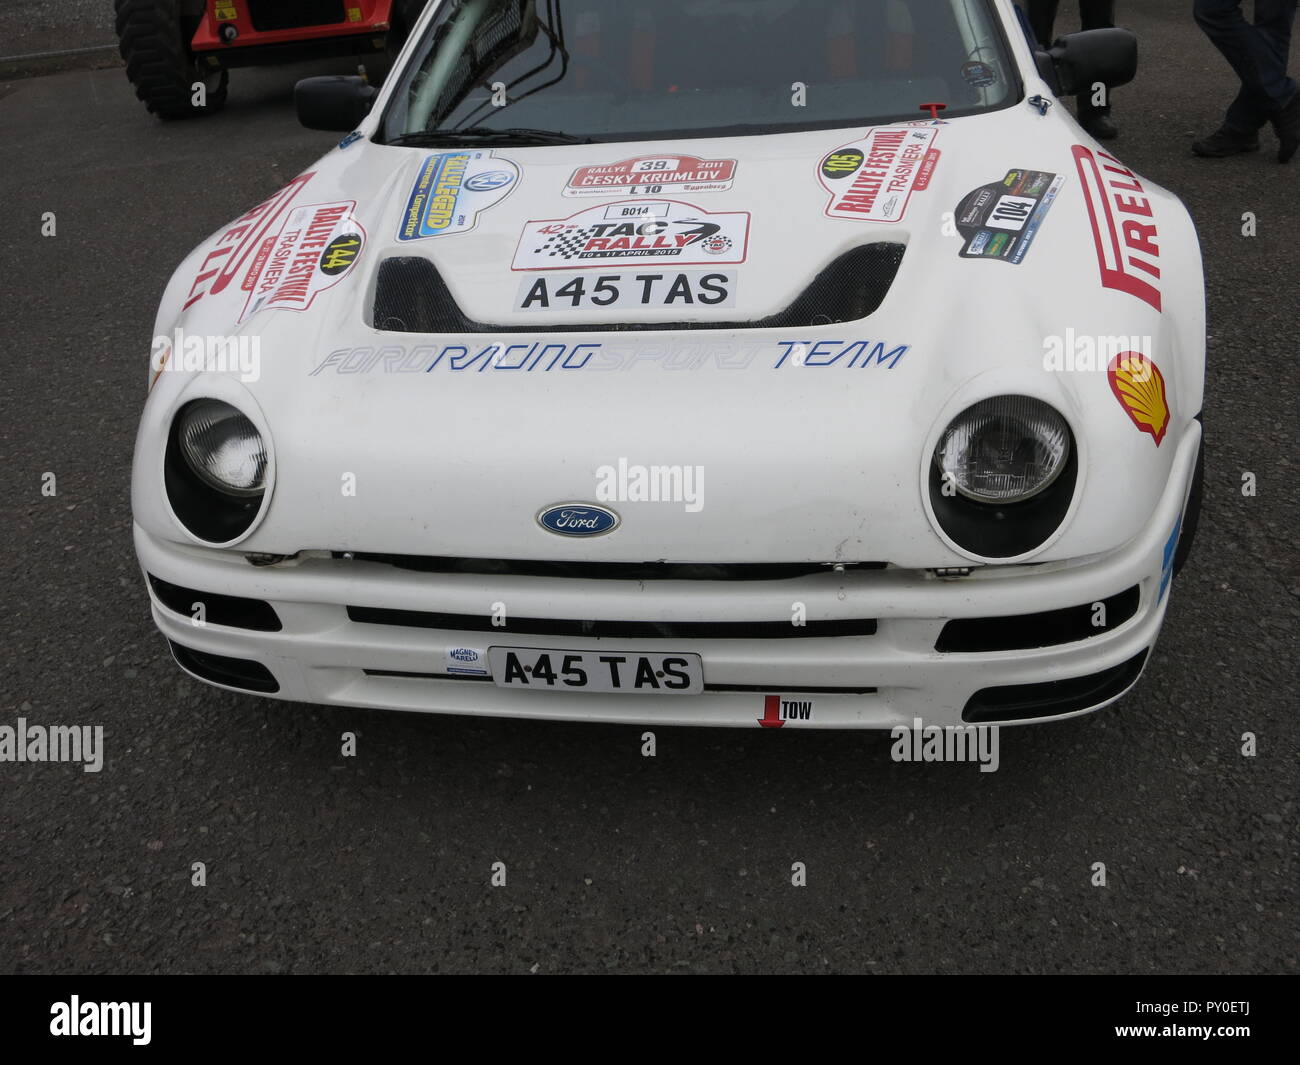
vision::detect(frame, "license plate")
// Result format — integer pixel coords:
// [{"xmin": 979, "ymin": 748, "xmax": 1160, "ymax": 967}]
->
[{"xmin": 487, "ymin": 647, "xmax": 703, "ymax": 694}]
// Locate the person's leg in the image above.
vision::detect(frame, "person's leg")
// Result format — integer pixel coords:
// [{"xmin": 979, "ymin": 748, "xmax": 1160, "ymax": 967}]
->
[
  {"xmin": 1026, "ymin": 0, "xmax": 1061, "ymax": 49},
  {"xmin": 1193, "ymin": 0, "xmax": 1277, "ymax": 131},
  {"xmin": 1250, "ymin": 0, "xmax": 1299, "ymax": 111},
  {"xmin": 1079, "ymin": 0, "xmax": 1115, "ymax": 32},
  {"xmin": 1076, "ymin": 0, "xmax": 1117, "ymax": 128},
  {"xmin": 1256, "ymin": 0, "xmax": 1300, "ymax": 160}
]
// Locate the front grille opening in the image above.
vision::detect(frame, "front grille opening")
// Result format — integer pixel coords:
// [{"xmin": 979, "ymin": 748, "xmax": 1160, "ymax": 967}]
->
[
  {"xmin": 347, "ymin": 606, "xmax": 876, "ymax": 640},
  {"xmin": 333, "ymin": 553, "xmax": 886, "ymax": 581},
  {"xmin": 935, "ymin": 586, "xmax": 1140, "ymax": 652},
  {"xmin": 149, "ymin": 575, "xmax": 282, "ymax": 632},
  {"xmin": 246, "ymin": 0, "xmax": 345, "ymax": 32},
  {"xmin": 372, "ymin": 242, "xmax": 906, "ymax": 333},
  {"xmin": 169, "ymin": 642, "xmax": 280, "ymax": 694},
  {"xmin": 961, "ymin": 649, "xmax": 1148, "ymax": 723}
]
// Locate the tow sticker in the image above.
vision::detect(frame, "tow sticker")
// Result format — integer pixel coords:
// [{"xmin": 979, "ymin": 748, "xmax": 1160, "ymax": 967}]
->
[
  {"xmin": 397, "ymin": 150, "xmax": 519, "ymax": 241},
  {"xmin": 564, "ymin": 154, "xmax": 737, "ymax": 197},
  {"xmin": 512, "ymin": 199, "xmax": 749, "ymax": 270},
  {"xmin": 238, "ymin": 201, "xmax": 365, "ymax": 322},
  {"xmin": 820, "ymin": 126, "xmax": 940, "ymax": 222},
  {"xmin": 955, "ymin": 168, "xmax": 1063, "ymax": 263}
]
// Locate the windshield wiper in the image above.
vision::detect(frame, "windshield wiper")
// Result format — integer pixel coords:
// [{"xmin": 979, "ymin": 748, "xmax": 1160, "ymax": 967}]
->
[{"xmin": 384, "ymin": 127, "xmax": 594, "ymax": 147}]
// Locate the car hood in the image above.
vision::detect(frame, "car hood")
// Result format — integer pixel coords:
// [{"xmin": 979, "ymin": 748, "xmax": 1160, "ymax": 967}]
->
[{"xmin": 143, "ymin": 107, "xmax": 1203, "ymax": 566}]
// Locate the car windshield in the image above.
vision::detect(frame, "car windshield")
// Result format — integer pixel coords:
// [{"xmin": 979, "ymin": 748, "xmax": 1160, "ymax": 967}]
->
[{"xmin": 381, "ymin": 0, "xmax": 1018, "ymax": 144}]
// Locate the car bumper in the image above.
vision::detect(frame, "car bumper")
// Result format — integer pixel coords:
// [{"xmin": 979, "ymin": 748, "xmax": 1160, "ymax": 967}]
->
[{"xmin": 135, "ymin": 424, "xmax": 1200, "ymax": 729}]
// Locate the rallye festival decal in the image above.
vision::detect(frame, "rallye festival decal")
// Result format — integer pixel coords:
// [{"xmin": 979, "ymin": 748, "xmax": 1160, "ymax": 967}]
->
[
  {"xmin": 397, "ymin": 150, "xmax": 519, "ymax": 241},
  {"xmin": 819, "ymin": 125, "xmax": 940, "ymax": 222},
  {"xmin": 1072, "ymin": 144, "xmax": 1163, "ymax": 311},
  {"xmin": 563, "ymin": 154, "xmax": 737, "ymax": 197},
  {"xmin": 512, "ymin": 200, "xmax": 749, "ymax": 270},
  {"xmin": 955, "ymin": 168, "xmax": 1064, "ymax": 264},
  {"xmin": 239, "ymin": 201, "xmax": 365, "ymax": 322},
  {"xmin": 1107, "ymin": 350, "xmax": 1169, "ymax": 446}
]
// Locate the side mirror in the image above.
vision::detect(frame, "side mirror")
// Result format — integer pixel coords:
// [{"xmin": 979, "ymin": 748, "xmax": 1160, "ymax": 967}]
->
[
  {"xmin": 1048, "ymin": 28, "xmax": 1137, "ymax": 97},
  {"xmin": 295, "ymin": 75, "xmax": 377, "ymax": 132}
]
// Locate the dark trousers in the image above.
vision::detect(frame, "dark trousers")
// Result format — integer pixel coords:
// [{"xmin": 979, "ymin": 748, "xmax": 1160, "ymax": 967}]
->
[
  {"xmin": 1027, "ymin": 1, "xmax": 1117, "ymax": 115},
  {"xmin": 1193, "ymin": 0, "xmax": 1298, "ymax": 132}
]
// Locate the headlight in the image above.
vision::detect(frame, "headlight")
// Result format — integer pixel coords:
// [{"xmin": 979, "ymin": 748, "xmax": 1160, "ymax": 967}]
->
[
  {"xmin": 177, "ymin": 400, "xmax": 267, "ymax": 497},
  {"xmin": 935, "ymin": 396, "xmax": 1070, "ymax": 504}
]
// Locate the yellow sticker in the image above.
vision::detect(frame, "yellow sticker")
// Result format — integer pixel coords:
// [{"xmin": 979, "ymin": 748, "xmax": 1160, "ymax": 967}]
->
[
  {"xmin": 347, "ymin": 6, "xmax": 362, "ymax": 21},
  {"xmin": 214, "ymin": 2, "xmax": 237, "ymax": 21}
]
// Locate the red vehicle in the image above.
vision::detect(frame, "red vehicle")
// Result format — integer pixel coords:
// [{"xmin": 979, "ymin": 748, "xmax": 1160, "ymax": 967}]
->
[{"xmin": 114, "ymin": 0, "xmax": 425, "ymax": 118}]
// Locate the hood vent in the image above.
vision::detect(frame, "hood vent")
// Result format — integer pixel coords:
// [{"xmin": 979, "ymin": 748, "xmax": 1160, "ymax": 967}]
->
[{"xmin": 372, "ymin": 242, "xmax": 905, "ymax": 334}]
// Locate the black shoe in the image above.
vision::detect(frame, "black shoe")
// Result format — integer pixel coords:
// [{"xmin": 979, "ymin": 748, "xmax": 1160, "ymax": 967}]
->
[
  {"xmin": 1191, "ymin": 126, "xmax": 1260, "ymax": 157},
  {"xmin": 1271, "ymin": 93, "xmax": 1300, "ymax": 163},
  {"xmin": 1081, "ymin": 112, "xmax": 1119, "ymax": 140}
]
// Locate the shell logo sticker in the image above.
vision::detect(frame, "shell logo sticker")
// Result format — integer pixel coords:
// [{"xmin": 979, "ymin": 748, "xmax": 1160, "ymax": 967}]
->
[{"xmin": 1108, "ymin": 351, "xmax": 1169, "ymax": 446}]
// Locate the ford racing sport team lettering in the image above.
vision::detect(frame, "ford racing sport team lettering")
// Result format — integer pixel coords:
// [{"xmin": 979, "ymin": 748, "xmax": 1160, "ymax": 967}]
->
[
  {"xmin": 1072, "ymin": 145, "xmax": 1163, "ymax": 311},
  {"xmin": 309, "ymin": 338, "xmax": 910, "ymax": 375}
]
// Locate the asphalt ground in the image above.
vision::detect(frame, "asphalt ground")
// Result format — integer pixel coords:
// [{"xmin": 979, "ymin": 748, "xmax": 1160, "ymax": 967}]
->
[{"xmin": 0, "ymin": 3, "xmax": 1295, "ymax": 975}]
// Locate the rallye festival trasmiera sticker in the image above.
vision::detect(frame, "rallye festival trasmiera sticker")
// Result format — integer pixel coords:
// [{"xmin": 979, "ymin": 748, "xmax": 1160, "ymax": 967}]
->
[{"xmin": 819, "ymin": 125, "xmax": 941, "ymax": 222}]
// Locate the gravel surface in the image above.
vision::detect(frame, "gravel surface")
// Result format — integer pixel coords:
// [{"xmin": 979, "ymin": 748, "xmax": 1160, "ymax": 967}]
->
[{"xmin": 0, "ymin": 1, "xmax": 1295, "ymax": 974}]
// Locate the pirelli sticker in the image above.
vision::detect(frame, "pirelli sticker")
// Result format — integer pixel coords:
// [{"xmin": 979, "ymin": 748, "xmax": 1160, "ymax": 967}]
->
[{"xmin": 820, "ymin": 126, "xmax": 940, "ymax": 223}]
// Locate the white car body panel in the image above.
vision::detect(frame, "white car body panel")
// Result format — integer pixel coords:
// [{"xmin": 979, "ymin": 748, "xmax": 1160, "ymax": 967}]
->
[{"xmin": 132, "ymin": 0, "xmax": 1205, "ymax": 728}]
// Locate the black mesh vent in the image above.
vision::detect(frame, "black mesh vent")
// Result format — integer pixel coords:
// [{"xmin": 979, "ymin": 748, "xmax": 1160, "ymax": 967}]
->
[
  {"xmin": 347, "ymin": 606, "xmax": 876, "ymax": 640},
  {"xmin": 247, "ymin": 0, "xmax": 345, "ymax": 32},
  {"xmin": 332, "ymin": 553, "xmax": 886, "ymax": 581},
  {"xmin": 372, "ymin": 243, "xmax": 906, "ymax": 333}
]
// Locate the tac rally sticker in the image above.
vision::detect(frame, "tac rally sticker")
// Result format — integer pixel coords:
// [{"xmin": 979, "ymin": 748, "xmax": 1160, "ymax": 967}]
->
[
  {"xmin": 238, "ymin": 201, "xmax": 366, "ymax": 322},
  {"xmin": 398, "ymin": 150, "xmax": 519, "ymax": 240},
  {"xmin": 512, "ymin": 200, "xmax": 749, "ymax": 270},
  {"xmin": 955, "ymin": 168, "xmax": 1064, "ymax": 264},
  {"xmin": 564, "ymin": 154, "xmax": 737, "ymax": 197},
  {"xmin": 820, "ymin": 126, "xmax": 941, "ymax": 222}
]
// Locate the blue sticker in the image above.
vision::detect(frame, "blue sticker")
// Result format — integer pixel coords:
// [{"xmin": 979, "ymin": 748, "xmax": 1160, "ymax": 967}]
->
[
  {"xmin": 1159, "ymin": 515, "xmax": 1182, "ymax": 601},
  {"xmin": 398, "ymin": 151, "xmax": 520, "ymax": 240}
]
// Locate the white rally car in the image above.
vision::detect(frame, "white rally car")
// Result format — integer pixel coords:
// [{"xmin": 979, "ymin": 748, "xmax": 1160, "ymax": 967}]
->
[{"xmin": 133, "ymin": 0, "xmax": 1205, "ymax": 729}]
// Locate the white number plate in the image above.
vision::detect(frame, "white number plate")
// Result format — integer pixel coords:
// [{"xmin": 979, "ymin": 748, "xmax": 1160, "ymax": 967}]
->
[
  {"xmin": 488, "ymin": 647, "xmax": 703, "ymax": 694},
  {"xmin": 515, "ymin": 270, "xmax": 736, "ymax": 311}
]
